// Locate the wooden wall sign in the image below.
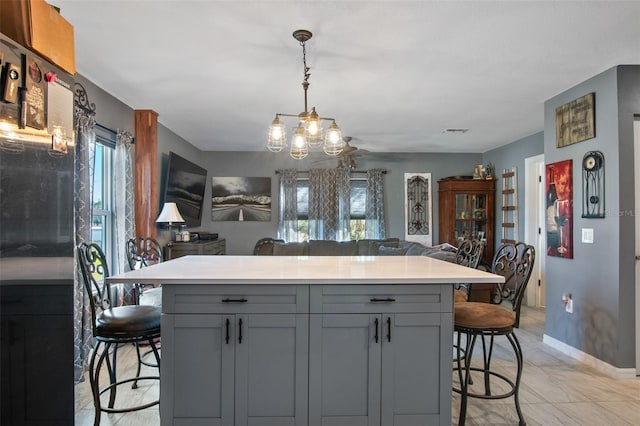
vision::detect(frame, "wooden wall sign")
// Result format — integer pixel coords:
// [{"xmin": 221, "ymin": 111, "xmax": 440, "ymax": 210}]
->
[{"xmin": 555, "ymin": 92, "xmax": 595, "ymax": 148}]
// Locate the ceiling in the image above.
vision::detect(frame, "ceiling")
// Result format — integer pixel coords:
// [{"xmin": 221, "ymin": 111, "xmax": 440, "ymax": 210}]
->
[{"xmin": 54, "ymin": 1, "xmax": 640, "ymax": 154}]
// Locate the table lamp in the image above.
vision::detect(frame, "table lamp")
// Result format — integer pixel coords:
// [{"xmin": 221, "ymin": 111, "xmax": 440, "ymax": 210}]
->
[{"xmin": 156, "ymin": 202, "xmax": 185, "ymax": 244}]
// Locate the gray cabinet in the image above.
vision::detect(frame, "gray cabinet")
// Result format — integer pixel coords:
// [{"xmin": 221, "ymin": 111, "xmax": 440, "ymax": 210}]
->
[
  {"xmin": 162, "ymin": 314, "xmax": 235, "ymax": 424},
  {"xmin": 1, "ymin": 284, "xmax": 74, "ymax": 426},
  {"xmin": 309, "ymin": 314, "xmax": 381, "ymax": 425},
  {"xmin": 234, "ymin": 314, "xmax": 308, "ymax": 426},
  {"xmin": 165, "ymin": 238, "xmax": 226, "ymax": 259},
  {"xmin": 309, "ymin": 285, "xmax": 453, "ymax": 426},
  {"xmin": 161, "ymin": 285, "xmax": 309, "ymax": 426}
]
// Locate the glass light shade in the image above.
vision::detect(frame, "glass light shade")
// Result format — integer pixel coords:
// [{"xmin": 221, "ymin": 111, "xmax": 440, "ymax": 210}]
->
[
  {"xmin": 290, "ymin": 125, "xmax": 309, "ymax": 159},
  {"xmin": 305, "ymin": 125, "xmax": 324, "ymax": 147},
  {"xmin": 305, "ymin": 107, "xmax": 321, "ymax": 137},
  {"xmin": 156, "ymin": 202, "xmax": 185, "ymax": 225},
  {"xmin": 323, "ymin": 121, "xmax": 344, "ymax": 156},
  {"xmin": 267, "ymin": 116, "xmax": 287, "ymax": 152}
]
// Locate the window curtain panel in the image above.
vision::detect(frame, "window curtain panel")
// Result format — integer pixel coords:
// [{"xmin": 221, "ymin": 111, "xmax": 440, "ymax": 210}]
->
[
  {"xmin": 73, "ymin": 109, "xmax": 96, "ymax": 383},
  {"xmin": 112, "ymin": 129, "xmax": 136, "ymax": 305},
  {"xmin": 365, "ymin": 168, "xmax": 386, "ymax": 239},
  {"xmin": 277, "ymin": 169, "xmax": 299, "ymax": 242},
  {"xmin": 308, "ymin": 168, "xmax": 351, "ymax": 241}
]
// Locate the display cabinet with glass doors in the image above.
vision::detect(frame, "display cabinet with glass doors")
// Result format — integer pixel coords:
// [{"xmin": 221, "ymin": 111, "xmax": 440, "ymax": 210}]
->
[{"xmin": 438, "ymin": 178, "xmax": 495, "ymax": 264}]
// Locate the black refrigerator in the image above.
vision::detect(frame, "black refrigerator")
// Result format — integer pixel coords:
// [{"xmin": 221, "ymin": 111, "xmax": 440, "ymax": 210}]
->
[{"xmin": 0, "ymin": 33, "xmax": 75, "ymax": 425}]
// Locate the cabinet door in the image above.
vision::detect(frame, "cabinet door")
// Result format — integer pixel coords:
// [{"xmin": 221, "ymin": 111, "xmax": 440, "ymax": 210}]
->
[
  {"xmin": 380, "ymin": 313, "xmax": 453, "ymax": 426},
  {"xmin": 161, "ymin": 314, "xmax": 235, "ymax": 426},
  {"xmin": 309, "ymin": 314, "xmax": 381, "ymax": 426},
  {"xmin": 234, "ymin": 314, "xmax": 308, "ymax": 426},
  {"xmin": 1, "ymin": 314, "xmax": 73, "ymax": 426}
]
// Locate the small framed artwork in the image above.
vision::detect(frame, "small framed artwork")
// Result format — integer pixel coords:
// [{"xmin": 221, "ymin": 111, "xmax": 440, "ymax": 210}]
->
[
  {"xmin": 404, "ymin": 173, "xmax": 433, "ymax": 246},
  {"xmin": 556, "ymin": 92, "xmax": 595, "ymax": 148}
]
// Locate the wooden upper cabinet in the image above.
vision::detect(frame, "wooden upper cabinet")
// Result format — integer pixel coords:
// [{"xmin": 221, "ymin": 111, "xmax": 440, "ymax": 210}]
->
[{"xmin": 438, "ymin": 178, "xmax": 496, "ymax": 265}]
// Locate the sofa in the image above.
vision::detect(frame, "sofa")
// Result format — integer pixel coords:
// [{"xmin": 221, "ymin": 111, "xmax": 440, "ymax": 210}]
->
[
  {"xmin": 253, "ymin": 237, "xmax": 458, "ymax": 262},
  {"xmin": 254, "ymin": 237, "xmax": 495, "ymax": 303}
]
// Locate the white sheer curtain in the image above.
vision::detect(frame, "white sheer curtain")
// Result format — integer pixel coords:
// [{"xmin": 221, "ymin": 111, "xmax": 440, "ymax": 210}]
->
[
  {"xmin": 307, "ymin": 168, "xmax": 351, "ymax": 241},
  {"xmin": 73, "ymin": 105, "xmax": 96, "ymax": 383},
  {"xmin": 114, "ymin": 129, "xmax": 136, "ymax": 274},
  {"xmin": 277, "ymin": 168, "xmax": 384, "ymax": 242},
  {"xmin": 365, "ymin": 168, "xmax": 386, "ymax": 239},
  {"xmin": 277, "ymin": 169, "xmax": 299, "ymax": 242},
  {"xmin": 112, "ymin": 129, "xmax": 136, "ymax": 305}
]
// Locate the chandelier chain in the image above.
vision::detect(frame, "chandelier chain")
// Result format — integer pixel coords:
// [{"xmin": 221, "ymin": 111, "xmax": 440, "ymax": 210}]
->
[{"xmin": 301, "ymin": 40, "xmax": 310, "ymax": 112}]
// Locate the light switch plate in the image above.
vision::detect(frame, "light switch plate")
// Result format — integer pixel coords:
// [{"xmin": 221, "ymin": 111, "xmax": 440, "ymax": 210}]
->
[{"xmin": 582, "ymin": 228, "xmax": 594, "ymax": 243}]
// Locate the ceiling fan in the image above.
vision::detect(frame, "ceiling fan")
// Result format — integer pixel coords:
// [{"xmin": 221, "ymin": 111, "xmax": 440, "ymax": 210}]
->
[
  {"xmin": 310, "ymin": 136, "xmax": 365, "ymax": 169},
  {"xmin": 336, "ymin": 137, "xmax": 360, "ymax": 169},
  {"xmin": 311, "ymin": 136, "xmax": 395, "ymax": 169}
]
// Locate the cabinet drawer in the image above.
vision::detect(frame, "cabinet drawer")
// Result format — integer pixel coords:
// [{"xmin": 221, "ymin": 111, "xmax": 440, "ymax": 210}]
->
[
  {"xmin": 310, "ymin": 284, "xmax": 452, "ymax": 314},
  {"xmin": 163, "ymin": 284, "xmax": 309, "ymax": 314},
  {"xmin": 1, "ymin": 284, "xmax": 73, "ymax": 315},
  {"xmin": 201, "ymin": 243, "xmax": 224, "ymax": 255}
]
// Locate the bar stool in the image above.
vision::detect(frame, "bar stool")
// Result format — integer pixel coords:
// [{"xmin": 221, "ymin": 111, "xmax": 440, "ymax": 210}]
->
[
  {"xmin": 453, "ymin": 242, "xmax": 535, "ymax": 426},
  {"xmin": 126, "ymin": 237, "xmax": 163, "ymax": 372},
  {"xmin": 77, "ymin": 242, "xmax": 161, "ymax": 426},
  {"xmin": 454, "ymin": 239, "xmax": 485, "ymax": 303},
  {"xmin": 125, "ymin": 237, "xmax": 163, "ymax": 306}
]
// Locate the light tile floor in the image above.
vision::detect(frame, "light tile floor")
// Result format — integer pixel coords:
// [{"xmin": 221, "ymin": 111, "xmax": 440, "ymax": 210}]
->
[
  {"xmin": 75, "ymin": 306, "xmax": 640, "ymax": 425},
  {"xmin": 451, "ymin": 307, "xmax": 640, "ymax": 425}
]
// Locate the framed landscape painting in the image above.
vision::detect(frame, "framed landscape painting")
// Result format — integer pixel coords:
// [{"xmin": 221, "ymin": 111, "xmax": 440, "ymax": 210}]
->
[{"xmin": 211, "ymin": 177, "xmax": 271, "ymax": 221}]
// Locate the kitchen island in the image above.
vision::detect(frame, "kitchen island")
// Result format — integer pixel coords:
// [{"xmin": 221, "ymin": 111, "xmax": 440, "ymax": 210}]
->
[{"xmin": 108, "ymin": 255, "xmax": 503, "ymax": 426}]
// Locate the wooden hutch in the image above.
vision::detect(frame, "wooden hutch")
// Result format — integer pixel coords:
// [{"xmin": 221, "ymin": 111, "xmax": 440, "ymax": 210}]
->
[{"xmin": 438, "ymin": 177, "xmax": 496, "ymax": 265}]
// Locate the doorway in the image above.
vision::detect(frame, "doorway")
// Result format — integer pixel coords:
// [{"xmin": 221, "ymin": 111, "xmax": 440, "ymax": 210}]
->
[{"xmin": 524, "ymin": 154, "xmax": 546, "ymax": 307}]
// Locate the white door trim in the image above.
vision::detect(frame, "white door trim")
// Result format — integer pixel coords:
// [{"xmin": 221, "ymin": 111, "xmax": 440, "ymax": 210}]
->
[
  {"xmin": 633, "ymin": 117, "xmax": 639, "ymax": 375},
  {"xmin": 524, "ymin": 154, "xmax": 545, "ymax": 307}
]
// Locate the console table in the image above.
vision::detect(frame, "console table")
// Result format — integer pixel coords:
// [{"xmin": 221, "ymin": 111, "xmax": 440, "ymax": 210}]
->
[
  {"xmin": 164, "ymin": 238, "xmax": 226, "ymax": 260},
  {"xmin": 108, "ymin": 255, "xmax": 503, "ymax": 426}
]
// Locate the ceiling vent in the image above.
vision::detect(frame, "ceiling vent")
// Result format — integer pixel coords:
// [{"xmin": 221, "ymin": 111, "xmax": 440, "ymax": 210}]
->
[{"xmin": 442, "ymin": 128, "xmax": 470, "ymax": 134}]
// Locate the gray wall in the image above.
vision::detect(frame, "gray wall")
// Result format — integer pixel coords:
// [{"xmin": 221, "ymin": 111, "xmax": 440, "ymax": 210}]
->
[
  {"xmin": 543, "ymin": 65, "xmax": 639, "ymax": 368},
  {"xmin": 153, "ymin": 150, "xmax": 483, "ymax": 255},
  {"xmin": 79, "ymin": 64, "xmax": 638, "ymax": 368},
  {"xmin": 483, "ymin": 132, "xmax": 544, "ymax": 245},
  {"xmin": 74, "ymin": 74, "xmax": 134, "ymax": 134}
]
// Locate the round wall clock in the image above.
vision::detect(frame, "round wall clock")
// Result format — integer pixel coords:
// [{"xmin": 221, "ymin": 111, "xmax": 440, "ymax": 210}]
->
[{"xmin": 582, "ymin": 151, "xmax": 604, "ymax": 218}]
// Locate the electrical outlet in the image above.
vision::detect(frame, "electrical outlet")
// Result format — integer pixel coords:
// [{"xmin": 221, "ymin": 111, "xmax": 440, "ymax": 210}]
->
[
  {"xmin": 582, "ymin": 228, "xmax": 594, "ymax": 243},
  {"xmin": 565, "ymin": 299, "xmax": 573, "ymax": 313},
  {"xmin": 562, "ymin": 293, "xmax": 573, "ymax": 313}
]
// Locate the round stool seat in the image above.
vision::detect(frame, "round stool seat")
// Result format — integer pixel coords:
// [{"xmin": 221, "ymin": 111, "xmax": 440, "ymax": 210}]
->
[
  {"xmin": 454, "ymin": 289, "xmax": 468, "ymax": 303},
  {"xmin": 140, "ymin": 286, "xmax": 162, "ymax": 307},
  {"xmin": 455, "ymin": 302, "xmax": 515, "ymax": 331},
  {"xmin": 96, "ymin": 305, "xmax": 161, "ymax": 338}
]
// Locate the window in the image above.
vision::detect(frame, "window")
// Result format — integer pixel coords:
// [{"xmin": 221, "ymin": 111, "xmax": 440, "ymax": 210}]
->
[
  {"xmin": 92, "ymin": 125, "xmax": 116, "ymax": 264},
  {"xmin": 294, "ymin": 177, "xmax": 367, "ymax": 241}
]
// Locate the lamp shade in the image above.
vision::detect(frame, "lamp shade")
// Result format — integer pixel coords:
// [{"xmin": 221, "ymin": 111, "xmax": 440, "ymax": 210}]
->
[{"xmin": 156, "ymin": 202, "xmax": 185, "ymax": 225}]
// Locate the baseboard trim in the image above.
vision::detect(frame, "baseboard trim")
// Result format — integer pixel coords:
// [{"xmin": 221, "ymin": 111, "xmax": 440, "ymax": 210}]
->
[{"xmin": 543, "ymin": 334, "xmax": 637, "ymax": 380}]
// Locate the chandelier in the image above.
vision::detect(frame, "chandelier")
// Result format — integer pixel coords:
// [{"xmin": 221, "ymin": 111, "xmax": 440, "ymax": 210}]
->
[{"xmin": 267, "ymin": 29, "xmax": 344, "ymax": 159}]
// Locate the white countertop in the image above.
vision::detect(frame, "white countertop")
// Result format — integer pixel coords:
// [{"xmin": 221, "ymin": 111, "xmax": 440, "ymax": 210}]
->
[
  {"xmin": 0, "ymin": 257, "xmax": 74, "ymax": 284},
  {"xmin": 107, "ymin": 255, "xmax": 504, "ymax": 285}
]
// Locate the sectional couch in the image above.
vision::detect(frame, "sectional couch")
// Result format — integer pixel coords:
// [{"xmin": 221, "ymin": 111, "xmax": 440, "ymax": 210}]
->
[
  {"xmin": 253, "ymin": 237, "xmax": 458, "ymax": 263},
  {"xmin": 253, "ymin": 237, "xmax": 497, "ymax": 302}
]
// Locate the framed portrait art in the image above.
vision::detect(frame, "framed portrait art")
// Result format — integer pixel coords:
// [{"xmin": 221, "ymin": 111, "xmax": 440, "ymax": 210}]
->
[{"xmin": 546, "ymin": 159, "xmax": 573, "ymax": 258}]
